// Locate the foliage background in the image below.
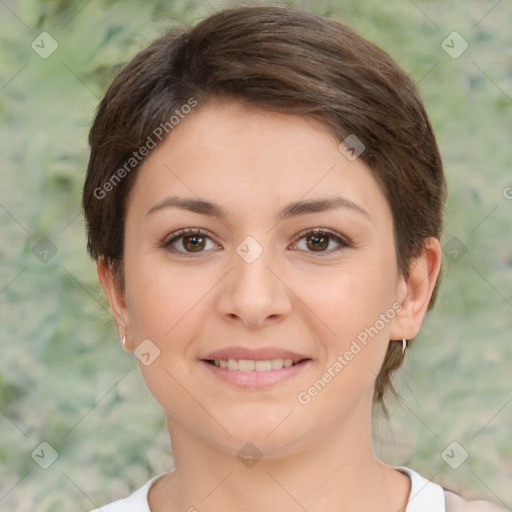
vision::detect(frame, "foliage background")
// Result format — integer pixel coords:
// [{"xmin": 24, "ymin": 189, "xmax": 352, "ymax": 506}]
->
[{"xmin": 0, "ymin": 0, "xmax": 511, "ymax": 510}]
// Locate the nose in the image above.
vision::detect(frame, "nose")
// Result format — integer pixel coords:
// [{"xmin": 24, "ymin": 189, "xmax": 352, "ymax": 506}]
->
[{"xmin": 215, "ymin": 238, "xmax": 293, "ymax": 329}]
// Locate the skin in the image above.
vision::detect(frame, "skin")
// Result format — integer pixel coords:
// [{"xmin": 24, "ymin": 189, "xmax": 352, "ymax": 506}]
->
[{"xmin": 98, "ymin": 98, "xmax": 442, "ymax": 512}]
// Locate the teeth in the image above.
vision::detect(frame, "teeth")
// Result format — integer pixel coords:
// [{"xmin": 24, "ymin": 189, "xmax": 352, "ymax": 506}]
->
[
  {"xmin": 254, "ymin": 360, "xmax": 271, "ymax": 371},
  {"xmin": 213, "ymin": 358, "xmax": 297, "ymax": 371},
  {"xmin": 271, "ymin": 358, "xmax": 284, "ymax": 369},
  {"xmin": 238, "ymin": 359, "xmax": 255, "ymax": 371}
]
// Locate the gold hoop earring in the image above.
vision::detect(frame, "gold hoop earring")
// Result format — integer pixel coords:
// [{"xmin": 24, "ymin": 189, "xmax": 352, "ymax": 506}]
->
[{"xmin": 121, "ymin": 334, "xmax": 127, "ymax": 350}]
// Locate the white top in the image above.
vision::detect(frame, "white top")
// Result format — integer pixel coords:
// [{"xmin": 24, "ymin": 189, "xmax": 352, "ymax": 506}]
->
[
  {"xmin": 88, "ymin": 466, "xmax": 507, "ymax": 511},
  {"xmin": 87, "ymin": 466, "xmax": 453, "ymax": 512}
]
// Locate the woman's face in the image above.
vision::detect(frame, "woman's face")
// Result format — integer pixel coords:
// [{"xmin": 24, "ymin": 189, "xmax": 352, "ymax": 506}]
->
[{"xmin": 107, "ymin": 99, "xmax": 415, "ymax": 457}]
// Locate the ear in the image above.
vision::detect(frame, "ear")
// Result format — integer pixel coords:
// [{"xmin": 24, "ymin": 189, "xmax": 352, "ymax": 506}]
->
[
  {"xmin": 389, "ymin": 237, "xmax": 442, "ymax": 341},
  {"xmin": 97, "ymin": 257, "xmax": 133, "ymax": 350}
]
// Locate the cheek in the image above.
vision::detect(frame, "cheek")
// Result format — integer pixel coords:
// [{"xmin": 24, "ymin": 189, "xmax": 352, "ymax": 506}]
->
[
  {"xmin": 123, "ymin": 256, "xmax": 222, "ymax": 372},
  {"xmin": 305, "ymin": 259, "xmax": 397, "ymax": 390},
  {"xmin": 309, "ymin": 261, "xmax": 396, "ymax": 333},
  {"xmin": 125, "ymin": 270, "xmax": 173, "ymax": 342},
  {"xmin": 123, "ymin": 259, "xmax": 203, "ymax": 408}
]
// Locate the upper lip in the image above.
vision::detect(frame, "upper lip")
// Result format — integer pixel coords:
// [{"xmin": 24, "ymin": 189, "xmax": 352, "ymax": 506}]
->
[{"xmin": 201, "ymin": 346, "xmax": 310, "ymax": 363}]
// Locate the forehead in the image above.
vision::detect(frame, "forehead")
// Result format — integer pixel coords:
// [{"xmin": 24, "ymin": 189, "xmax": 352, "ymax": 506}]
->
[{"xmin": 127, "ymin": 99, "xmax": 392, "ymax": 229}]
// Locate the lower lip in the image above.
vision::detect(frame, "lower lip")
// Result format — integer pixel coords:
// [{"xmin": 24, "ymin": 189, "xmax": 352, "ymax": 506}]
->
[{"xmin": 200, "ymin": 359, "xmax": 312, "ymax": 389}]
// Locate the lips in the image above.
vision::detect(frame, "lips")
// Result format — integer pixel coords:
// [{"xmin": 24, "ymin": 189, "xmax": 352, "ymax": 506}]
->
[
  {"xmin": 201, "ymin": 346, "xmax": 310, "ymax": 363},
  {"xmin": 200, "ymin": 356, "xmax": 312, "ymax": 388},
  {"xmin": 199, "ymin": 346, "xmax": 312, "ymax": 388}
]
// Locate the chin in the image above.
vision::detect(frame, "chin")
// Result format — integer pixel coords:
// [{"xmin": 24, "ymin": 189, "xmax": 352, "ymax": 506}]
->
[{"xmin": 217, "ymin": 412, "xmax": 310, "ymax": 454}]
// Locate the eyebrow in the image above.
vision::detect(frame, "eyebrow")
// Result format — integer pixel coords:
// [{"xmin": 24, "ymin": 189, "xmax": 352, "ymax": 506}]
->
[{"xmin": 145, "ymin": 195, "xmax": 371, "ymax": 222}]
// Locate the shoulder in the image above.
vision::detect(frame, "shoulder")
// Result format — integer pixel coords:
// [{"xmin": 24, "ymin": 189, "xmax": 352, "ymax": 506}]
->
[
  {"xmin": 87, "ymin": 498, "xmax": 141, "ymax": 512},
  {"xmin": 445, "ymin": 489, "xmax": 509, "ymax": 512},
  {"xmin": 395, "ymin": 466, "xmax": 507, "ymax": 512},
  {"xmin": 87, "ymin": 492, "xmax": 147, "ymax": 512},
  {"xmin": 87, "ymin": 472, "xmax": 169, "ymax": 512}
]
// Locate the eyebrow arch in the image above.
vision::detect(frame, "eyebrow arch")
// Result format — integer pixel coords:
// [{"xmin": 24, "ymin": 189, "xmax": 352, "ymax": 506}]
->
[{"xmin": 145, "ymin": 195, "xmax": 371, "ymax": 222}]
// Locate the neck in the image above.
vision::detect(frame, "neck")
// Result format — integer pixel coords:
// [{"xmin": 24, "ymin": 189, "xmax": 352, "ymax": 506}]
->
[{"xmin": 149, "ymin": 400, "xmax": 410, "ymax": 512}]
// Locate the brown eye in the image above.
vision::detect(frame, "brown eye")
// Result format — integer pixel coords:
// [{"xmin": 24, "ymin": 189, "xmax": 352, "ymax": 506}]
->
[
  {"xmin": 293, "ymin": 228, "xmax": 351, "ymax": 255},
  {"xmin": 182, "ymin": 233, "xmax": 206, "ymax": 252},
  {"xmin": 162, "ymin": 228, "xmax": 218, "ymax": 256},
  {"xmin": 305, "ymin": 232, "xmax": 330, "ymax": 251}
]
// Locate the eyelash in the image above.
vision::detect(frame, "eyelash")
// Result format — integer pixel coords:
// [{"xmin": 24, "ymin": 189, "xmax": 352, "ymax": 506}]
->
[{"xmin": 161, "ymin": 227, "xmax": 352, "ymax": 257}]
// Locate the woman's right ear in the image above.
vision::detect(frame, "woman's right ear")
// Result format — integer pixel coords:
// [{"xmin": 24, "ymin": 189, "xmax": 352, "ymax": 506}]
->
[{"xmin": 97, "ymin": 257, "xmax": 133, "ymax": 349}]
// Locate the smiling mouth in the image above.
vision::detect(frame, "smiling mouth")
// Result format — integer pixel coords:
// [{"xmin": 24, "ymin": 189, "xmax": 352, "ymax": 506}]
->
[{"xmin": 203, "ymin": 358, "xmax": 310, "ymax": 371}]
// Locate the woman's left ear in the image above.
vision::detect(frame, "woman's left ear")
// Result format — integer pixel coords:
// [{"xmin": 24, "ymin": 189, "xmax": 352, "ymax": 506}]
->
[{"xmin": 390, "ymin": 237, "xmax": 442, "ymax": 341}]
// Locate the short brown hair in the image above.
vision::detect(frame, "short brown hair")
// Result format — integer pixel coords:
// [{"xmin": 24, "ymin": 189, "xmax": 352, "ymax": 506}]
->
[{"xmin": 82, "ymin": 5, "xmax": 446, "ymax": 408}]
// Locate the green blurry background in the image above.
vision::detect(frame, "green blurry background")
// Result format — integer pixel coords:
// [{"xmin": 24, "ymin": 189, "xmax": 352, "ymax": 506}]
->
[{"xmin": 1, "ymin": 0, "xmax": 511, "ymax": 510}]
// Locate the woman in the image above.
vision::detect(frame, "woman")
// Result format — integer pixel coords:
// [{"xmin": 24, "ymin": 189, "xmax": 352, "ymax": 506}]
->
[{"xmin": 82, "ymin": 5, "xmax": 505, "ymax": 511}]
